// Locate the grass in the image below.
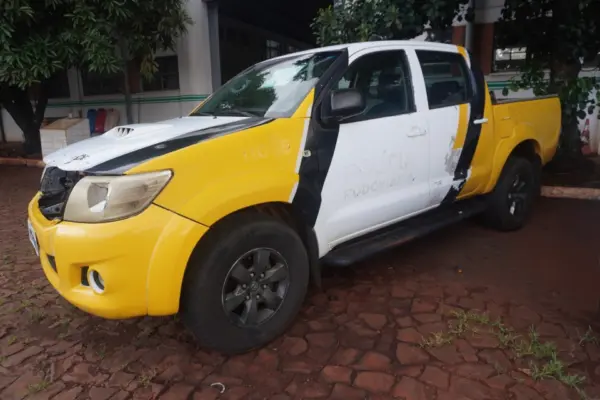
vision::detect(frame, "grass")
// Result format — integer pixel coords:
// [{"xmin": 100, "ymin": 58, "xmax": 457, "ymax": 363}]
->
[
  {"xmin": 7, "ymin": 335, "xmax": 17, "ymax": 345},
  {"xmin": 578, "ymin": 326, "xmax": 599, "ymax": 346},
  {"xmin": 421, "ymin": 331, "xmax": 454, "ymax": 348},
  {"xmin": 419, "ymin": 309, "xmax": 589, "ymax": 398},
  {"xmin": 28, "ymin": 309, "xmax": 45, "ymax": 323},
  {"xmin": 139, "ymin": 368, "xmax": 157, "ymax": 388},
  {"xmin": 28, "ymin": 380, "xmax": 50, "ymax": 394}
]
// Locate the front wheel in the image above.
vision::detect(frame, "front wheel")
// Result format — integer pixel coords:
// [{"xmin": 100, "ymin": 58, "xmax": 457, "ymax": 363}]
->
[
  {"xmin": 181, "ymin": 213, "xmax": 309, "ymax": 354},
  {"xmin": 484, "ymin": 156, "xmax": 537, "ymax": 231}
]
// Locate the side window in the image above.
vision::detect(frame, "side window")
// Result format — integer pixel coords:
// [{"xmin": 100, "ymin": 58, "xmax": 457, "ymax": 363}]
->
[
  {"xmin": 416, "ymin": 50, "xmax": 472, "ymax": 109},
  {"xmin": 332, "ymin": 50, "xmax": 415, "ymax": 120}
]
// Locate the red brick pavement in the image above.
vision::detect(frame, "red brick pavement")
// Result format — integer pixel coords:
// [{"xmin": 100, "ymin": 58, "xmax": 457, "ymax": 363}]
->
[{"xmin": 2, "ymin": 165, "xmax": 600, "ymax": 399}]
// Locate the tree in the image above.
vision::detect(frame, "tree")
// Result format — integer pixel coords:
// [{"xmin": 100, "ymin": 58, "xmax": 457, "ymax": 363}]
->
[
  {"xmin": 312, "ymin": 0, "xmax": 470, "ymax": 46},
  {"xmin": 0, "ymin": 0, "xmax": 191, "ymax": 154},
  {"xmin": 496, "ymin": 0, "xmax": 600, "ymax": 161}
]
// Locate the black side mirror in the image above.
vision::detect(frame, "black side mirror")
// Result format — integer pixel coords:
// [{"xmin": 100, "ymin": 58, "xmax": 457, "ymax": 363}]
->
[{"xmin": 329, "ymin": 88, "xmax": 366, "ymax": 120}]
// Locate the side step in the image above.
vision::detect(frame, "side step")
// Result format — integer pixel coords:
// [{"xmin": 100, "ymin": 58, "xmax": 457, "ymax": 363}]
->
[{"xmin": 322, "ymin": 198, "xmax": 487, "ymax": 267}]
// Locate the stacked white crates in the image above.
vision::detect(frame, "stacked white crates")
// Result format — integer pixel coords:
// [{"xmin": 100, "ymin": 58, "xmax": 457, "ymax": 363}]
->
[{"xmin": 40, "ymin": 118, "xmax": 90, "ymax": 158}]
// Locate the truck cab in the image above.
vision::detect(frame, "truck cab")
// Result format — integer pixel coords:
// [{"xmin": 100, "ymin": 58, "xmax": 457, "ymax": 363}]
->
[{"xmin": 28, "ymin": 41, "xmax": 561, "ymax": 354}]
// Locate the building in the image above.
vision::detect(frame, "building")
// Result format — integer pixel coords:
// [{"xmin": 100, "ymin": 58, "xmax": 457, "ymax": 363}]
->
[{"xmin": 2, "ymin": 0, "xmax": 598, "ymax": 143}]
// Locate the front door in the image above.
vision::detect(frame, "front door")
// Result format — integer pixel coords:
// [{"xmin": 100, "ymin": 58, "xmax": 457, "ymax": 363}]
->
[{"xmin": 313, "ymin": 48, "xmax": 430, "ymax": 253}]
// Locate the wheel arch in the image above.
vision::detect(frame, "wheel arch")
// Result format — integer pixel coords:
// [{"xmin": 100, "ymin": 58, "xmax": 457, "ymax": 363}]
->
[
  {"xmin": 179, "ymin": 201, "xmax": 321, "ymax": 311},
  {"xmin": 484, "ymin": 138, "xmax": 543, "ymax": 193}
]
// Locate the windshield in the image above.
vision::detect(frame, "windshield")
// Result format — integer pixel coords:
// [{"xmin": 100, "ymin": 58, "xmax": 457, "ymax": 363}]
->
[{"xmin": 191, "ymin": 51, "xmax": 341, "ymax": 118}]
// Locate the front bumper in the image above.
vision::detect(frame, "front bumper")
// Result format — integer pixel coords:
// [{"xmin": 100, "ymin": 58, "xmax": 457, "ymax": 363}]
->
[{"xmin": 27, "ymin": 193, "xmax": 207, "ymax": 319}]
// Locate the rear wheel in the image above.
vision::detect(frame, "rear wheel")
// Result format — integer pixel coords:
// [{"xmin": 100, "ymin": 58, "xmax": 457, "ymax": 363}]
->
[
  {"xmin": 181, "ymin": 213, "xmax": 309, "ymax": 354},
  {"xmin": 484, "ymin": 156, "xmax": 537, "ymax": 231}
]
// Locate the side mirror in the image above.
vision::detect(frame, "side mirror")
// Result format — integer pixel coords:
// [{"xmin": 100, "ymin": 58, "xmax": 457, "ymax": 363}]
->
[{"xmin": 329, "ymin": 89, "xmax": 365, "ymax": 120}]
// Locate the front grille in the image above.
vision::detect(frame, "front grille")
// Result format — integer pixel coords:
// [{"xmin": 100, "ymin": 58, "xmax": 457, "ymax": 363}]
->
[{"xmin": 38, "ymin": 167, "xmax": 83, "ymax": 220}]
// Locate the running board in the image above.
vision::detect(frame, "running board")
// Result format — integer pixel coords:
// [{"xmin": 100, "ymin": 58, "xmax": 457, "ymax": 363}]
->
[{"xmin": 322, "ymin": 199, "xmax": 487, "ymax": 267}]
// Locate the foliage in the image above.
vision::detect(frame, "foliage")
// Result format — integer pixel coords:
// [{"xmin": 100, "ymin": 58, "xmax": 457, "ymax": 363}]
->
[
  {"xmin": 312, "ymin": 0, "xmax": 470, "ymax": 45},
  {"xmin": 0, "ymin": 0, "xmax": 191, "ymax": 153},
  {"xmin": 497, "ymin": 0, "xmax": 600, "ymax": 158}
]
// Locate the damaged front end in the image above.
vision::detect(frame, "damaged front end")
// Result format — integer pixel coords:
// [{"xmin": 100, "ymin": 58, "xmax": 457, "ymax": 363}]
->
[{"xmin": 38, "ymin": 167, "xmax": 84, "ymax": 220}]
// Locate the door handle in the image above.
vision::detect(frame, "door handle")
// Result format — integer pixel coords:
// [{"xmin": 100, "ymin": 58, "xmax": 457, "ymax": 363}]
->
[
  {"xmin": 473, "ymin": 118, "xmax": 489, "ymax": 125},
  {"xmin": 407, "ymin": 127, "xmax": 427, "ymax": 137}
]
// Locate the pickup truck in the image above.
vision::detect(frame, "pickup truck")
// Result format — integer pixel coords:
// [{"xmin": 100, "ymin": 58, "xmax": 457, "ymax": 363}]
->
[{"xmin": 28, "ymin": 40, "xmax": 561, "ymax": 354}]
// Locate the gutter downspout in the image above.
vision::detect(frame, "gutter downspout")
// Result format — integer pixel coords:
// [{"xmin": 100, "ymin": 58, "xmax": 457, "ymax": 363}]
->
[{"xmin": 465, "ymin": 0, "xmax": 475, "ymax": 51}]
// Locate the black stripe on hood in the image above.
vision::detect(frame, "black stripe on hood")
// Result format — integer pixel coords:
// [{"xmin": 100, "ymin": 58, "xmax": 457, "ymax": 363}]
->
[{"xmin": 86, "ymin": 117, "xmax": 273, "ymax": 175}]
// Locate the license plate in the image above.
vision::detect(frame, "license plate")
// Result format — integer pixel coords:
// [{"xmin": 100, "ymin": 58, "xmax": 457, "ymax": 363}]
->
[{"xmin": 27, "ymin": 219, "xmax": 40, "ymax": 256}]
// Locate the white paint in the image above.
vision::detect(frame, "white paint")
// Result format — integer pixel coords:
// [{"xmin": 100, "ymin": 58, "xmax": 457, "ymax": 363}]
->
[
  {"xmin": 43, "ymin": 116, "xmax": 246, "ymax": 171},
  {"xmin": 313, "ymin": 45, "xmax": 432, "ymax": 256}
]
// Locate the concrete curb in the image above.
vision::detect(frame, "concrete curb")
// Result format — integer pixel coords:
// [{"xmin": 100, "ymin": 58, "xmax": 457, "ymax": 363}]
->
[
  {"xmin": 0, "ymin": 157, "xmax": 44, "ymax": 168},
  {"xmin": 541, "ymin": 186, "xmax": 600, "ymax": 201}
]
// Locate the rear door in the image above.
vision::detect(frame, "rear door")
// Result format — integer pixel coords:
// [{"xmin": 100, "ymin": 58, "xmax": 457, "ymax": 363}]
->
[{"xmin": 413, "ymin": 48, "xmax": 490, "ymax": 205}]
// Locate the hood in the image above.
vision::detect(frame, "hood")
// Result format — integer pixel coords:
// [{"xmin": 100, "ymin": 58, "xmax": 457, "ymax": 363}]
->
[{"xmin": 44, "ymin": 116, "xmax": 250, "ymax": 172}]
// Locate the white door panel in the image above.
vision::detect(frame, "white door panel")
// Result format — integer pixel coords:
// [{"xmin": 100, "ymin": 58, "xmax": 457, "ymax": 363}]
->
[
  {"xmin": 314, "ymin": 113, "xmax": 429, "ymax": 253},
  {"xmin": 427, "ymin": 106, "xmax": 469, "ymax": 207}
]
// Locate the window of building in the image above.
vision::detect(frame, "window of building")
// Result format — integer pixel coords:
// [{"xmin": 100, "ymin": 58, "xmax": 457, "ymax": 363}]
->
[
  {"xmin": 416, "ymin": 50, "xmax": 472, "ymax": 109},
  {"xmin": 46, "ymin": 71, "xmax": 70, "ymax": 99},
  {"xmin": 493, "ymin": 46, "xmax": 527, "ymax": 72},
  {"xmin": 266, "ymin": 40, "xmax": 281, "ymax": 59},
  {"xmin": 82, "ymin": 70, "xmax": 123, "ymax": 96},
  {"xmin": 142, "ymin": 56, "xmax": 180, "ymax": 91},
  {"xmin": 331, "ymin": 50, "xmax": 415, "ymax": 120}
]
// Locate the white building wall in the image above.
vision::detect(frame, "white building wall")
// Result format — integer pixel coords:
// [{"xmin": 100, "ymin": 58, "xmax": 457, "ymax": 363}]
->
[{"xmin": 1, "ymin": 0, "xmax": 212, "ymax": 143}]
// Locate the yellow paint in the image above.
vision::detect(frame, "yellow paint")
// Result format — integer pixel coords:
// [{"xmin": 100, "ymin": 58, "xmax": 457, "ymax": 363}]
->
[
  {"xmin": 457, "ymin": 46, "xmax": 468, "ymax": 61},
  {"xmin": 460, "ymin": 84, "xmax": 561, "ymax": 197},
  {"xmin": 130, "ymin": 90, "xmax": 315, "ymax": 225},
  {"xmin": 28, "ymin": 192, "xmax": 207, "ymax": 318},
  {"xmin": 27, "ymin": 88, "xmax": 315, "ymax": 319}
]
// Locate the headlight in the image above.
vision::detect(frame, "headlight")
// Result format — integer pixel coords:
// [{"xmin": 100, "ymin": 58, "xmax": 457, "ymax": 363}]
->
[{"xmin": 63, "ymin": 170, "xmax": 172, "ymax": 223}]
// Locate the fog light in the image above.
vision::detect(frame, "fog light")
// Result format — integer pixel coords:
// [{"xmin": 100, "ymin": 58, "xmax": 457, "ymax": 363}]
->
[{"xmin": 88, "ymin": 269, "xmax": 105, "ymax": 294}]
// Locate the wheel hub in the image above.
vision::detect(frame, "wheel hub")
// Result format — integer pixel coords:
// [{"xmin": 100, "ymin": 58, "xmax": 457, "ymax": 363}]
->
[{"xmin": 221, "ymin": 248, "xmax": 290, "ymax": 327}]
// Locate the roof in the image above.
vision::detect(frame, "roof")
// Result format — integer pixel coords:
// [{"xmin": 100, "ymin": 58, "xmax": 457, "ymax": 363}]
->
[{"xmin": 275, "ymin": 40, "xmax": 461, "ymax": 60}]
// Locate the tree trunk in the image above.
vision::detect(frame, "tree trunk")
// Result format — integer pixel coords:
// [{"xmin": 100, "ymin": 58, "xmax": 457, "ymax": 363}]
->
[
  {"xmin": 0, "ymin": 85, "xmax": 45, "ymax": 155},
  {"xmin": 118, "ymin": 37, "xmax": 134, "ymax": 124}
]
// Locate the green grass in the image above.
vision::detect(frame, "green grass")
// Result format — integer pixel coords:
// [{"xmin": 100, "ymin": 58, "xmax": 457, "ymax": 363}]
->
[
  {"xmin": 28, "ymin": 380, "xmax": 50, "ymax": 394},
  {"xmin": 418, "ymin": 309, "xmax": 589, "ymax": 398}
]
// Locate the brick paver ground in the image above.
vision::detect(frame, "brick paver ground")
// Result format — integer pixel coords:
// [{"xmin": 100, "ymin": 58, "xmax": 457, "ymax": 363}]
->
[{"xmin": 2, "ymin": 165, "xmax": 600, "ymax": 400}]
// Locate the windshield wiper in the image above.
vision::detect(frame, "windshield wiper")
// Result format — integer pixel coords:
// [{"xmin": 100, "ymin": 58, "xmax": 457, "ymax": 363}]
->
[
  {"xmin": 192, "ymin": 111, "xmax": 216, "ymax": 117},
  {"xmin": 217, "ymin": 109, "xmax": 259, "ymax": 117}
]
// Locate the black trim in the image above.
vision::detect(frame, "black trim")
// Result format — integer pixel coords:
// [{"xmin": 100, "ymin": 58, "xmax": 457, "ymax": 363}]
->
[
  {"xmin": 86, "ymin": 118, "xmax": 273, "ymax": 174},
  {"xmin": 153, "ymin": 203, "xmax": 208, "ymax": 226},
  {"xmin": 323, "ymin": 197, "xmax": 487, "ymax": 267},
  {"xmin": 443, "ymin": 54, "xmax": 487, "ymax": 203},
  {"xmin": 292, "ymin": 49, "xmax": 350, "ymax": 227}
]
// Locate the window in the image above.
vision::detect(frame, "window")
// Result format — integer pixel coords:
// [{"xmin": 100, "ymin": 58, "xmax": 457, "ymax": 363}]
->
[
  {"xmin": 82, "ymin": 70, "xmax": 123, "ymax": 96},
  {"xmin": 493, "ymin": 46, "xmax": 527, "ymax": 71},
  {"xmin": 192, "ymin": 51, "xmax": 341, "ymax": 119},
  {"xmin": 266, "ymin": 40, "xmax": 280, "ymax": 59},
  {"xmin": 142, "ymin": 56, "xmax": 180, "ymax": 91},
  {"xmin": 416, "ymin": 50, "xmax": 472, "ymax": 109},
  {"xmin": 331, "ymin": 50, "xmax": 415, "ymax": 120}
]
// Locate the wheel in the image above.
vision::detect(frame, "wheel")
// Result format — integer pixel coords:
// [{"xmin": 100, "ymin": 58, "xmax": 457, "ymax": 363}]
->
[
  {"xmin": 180, "ymin": 212, "xmax": 309, "ymax": 354},
  {"xmin": 484, "ymin": 156, "xmax": 537, "ymax": 231}
]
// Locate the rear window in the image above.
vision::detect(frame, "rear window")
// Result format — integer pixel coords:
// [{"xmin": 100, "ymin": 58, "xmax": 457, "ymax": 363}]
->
[{"xmin": 416, "ymin": 50, "xmax": 473, "ymax": 109}]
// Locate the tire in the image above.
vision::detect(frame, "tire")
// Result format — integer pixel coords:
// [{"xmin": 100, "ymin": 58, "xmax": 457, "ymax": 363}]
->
[
  {"xmin": 484, "ymin": 156, "xmax": 537, "ymax": 231},
  {"xmin": 180, "ymin": 212, "xmax": 309, "ymax": 354}
]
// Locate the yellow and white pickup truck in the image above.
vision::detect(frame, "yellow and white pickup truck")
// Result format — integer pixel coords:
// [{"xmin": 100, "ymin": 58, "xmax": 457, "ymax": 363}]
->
[{"xmin": 28, "ymin": 40, "xmax": 561, "ymax": 353}]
